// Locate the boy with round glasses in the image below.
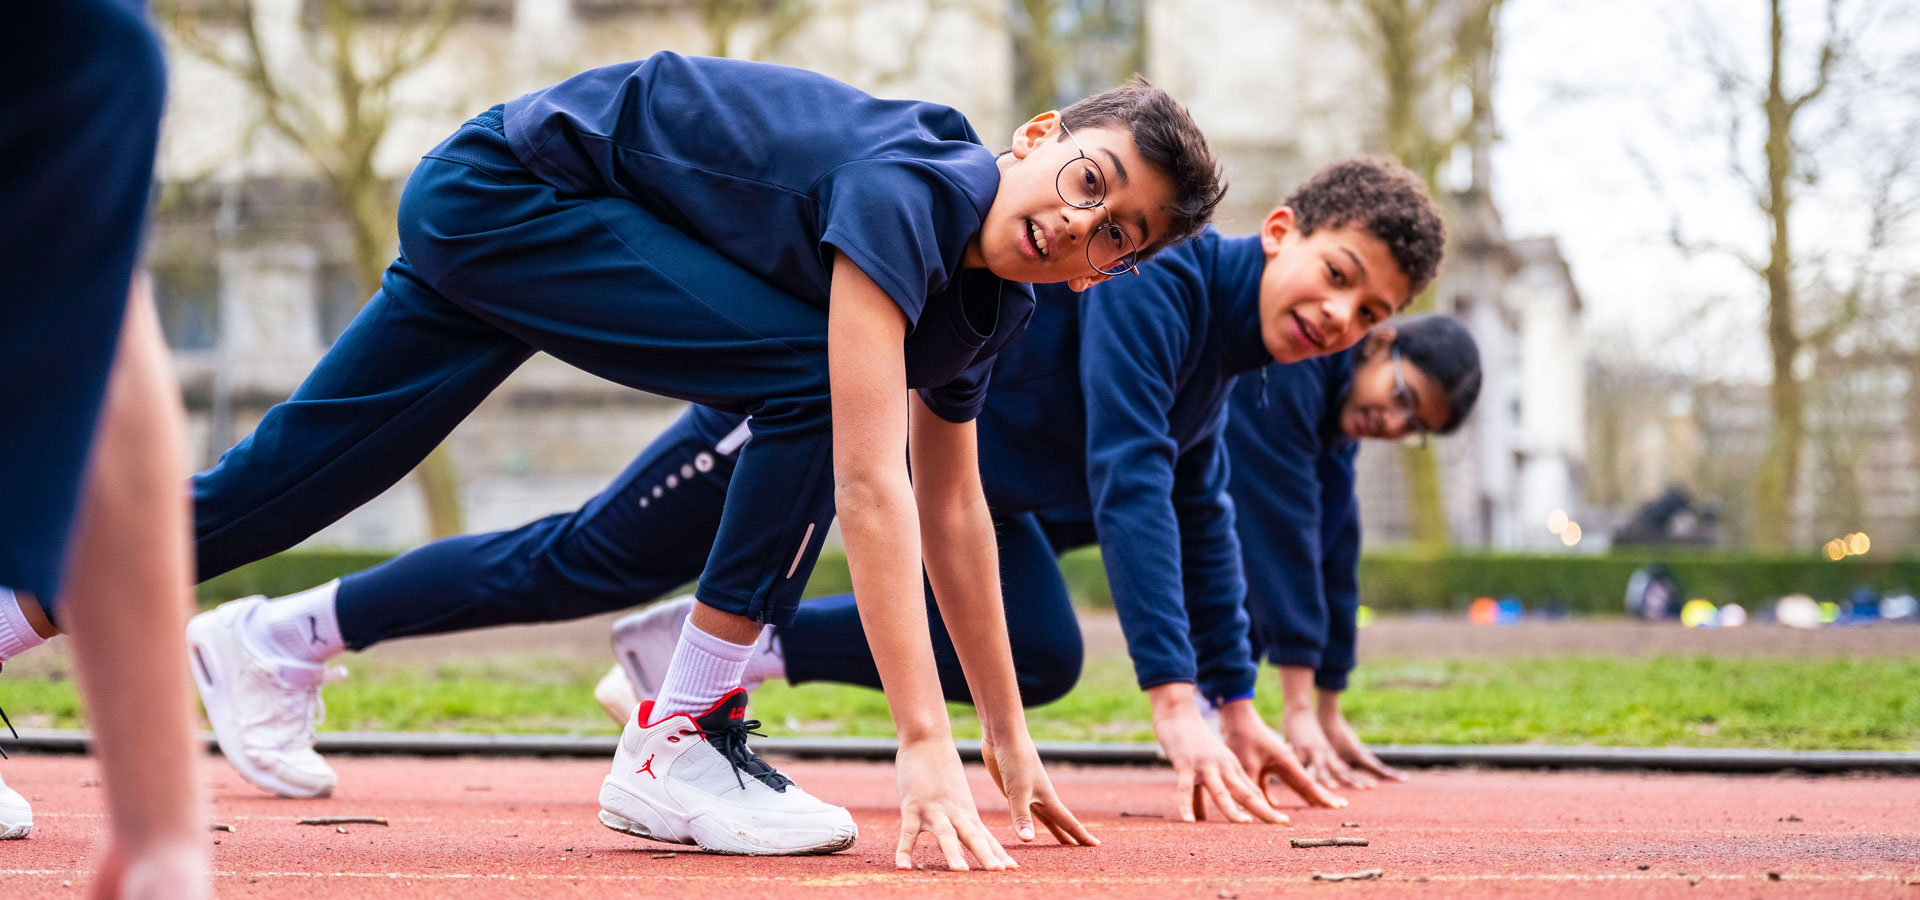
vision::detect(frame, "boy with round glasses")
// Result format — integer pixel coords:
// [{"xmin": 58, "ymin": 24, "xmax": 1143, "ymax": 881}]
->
[
  {"xmin": 208, "ymin": 157, "xmax": 1444, "ymax": 826},
  {"xmin": 183, "ymin": 55, "xmax": 1223, "ymax": 868}
]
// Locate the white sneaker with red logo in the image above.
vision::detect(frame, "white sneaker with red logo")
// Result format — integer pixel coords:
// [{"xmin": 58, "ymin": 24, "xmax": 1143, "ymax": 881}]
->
[
  {"xmin": 597, "ymin": 689, "xmax": 856, "ymax": 855},
  {"xmin": 0, "ymin": 767, "xmax": 31, "ymax": 840}
]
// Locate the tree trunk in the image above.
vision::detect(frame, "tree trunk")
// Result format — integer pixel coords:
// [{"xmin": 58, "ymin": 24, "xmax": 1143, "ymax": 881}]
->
[
  {"xmin": 337, "ymin": 168, "xmax": 466, "ymax": 540},
  {"xmin": 1753, "ymin": 0, "xmax": 1801, "ymax": 550}
]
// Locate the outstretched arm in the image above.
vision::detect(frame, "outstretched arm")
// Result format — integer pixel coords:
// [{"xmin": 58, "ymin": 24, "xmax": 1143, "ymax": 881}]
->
[{"xmin": 828, "ymin": 253, "xmax": 1012, "ymax": 872}]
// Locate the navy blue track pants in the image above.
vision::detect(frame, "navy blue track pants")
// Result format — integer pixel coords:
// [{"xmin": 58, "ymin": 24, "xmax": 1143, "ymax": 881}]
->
[
  {"xmin": 328, "ymin": 404, "xmax": 1087, "ymax": 706},
  {"xmin": 0, "ymin": 0, "xmax": 166, "ymax": 612},
  {"xmin": 192, "ymin": 110, "xmax": 836, "ymax": 626}
]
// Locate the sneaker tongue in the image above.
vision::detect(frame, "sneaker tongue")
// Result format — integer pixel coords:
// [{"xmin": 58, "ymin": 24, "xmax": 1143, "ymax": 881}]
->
[
  {"xmin": 692, "ymin": 690, "xmax": 750, "ymax": 733},
  {"xmin": 691, "ymin": 691, "xmax": 792, "ymax": 792}
]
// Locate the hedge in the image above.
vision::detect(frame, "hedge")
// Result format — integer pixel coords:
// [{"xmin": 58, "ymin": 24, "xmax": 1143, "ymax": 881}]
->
[{"xmin": 199, "ymin": 547, "xmax": 1920, "ymax": 616}]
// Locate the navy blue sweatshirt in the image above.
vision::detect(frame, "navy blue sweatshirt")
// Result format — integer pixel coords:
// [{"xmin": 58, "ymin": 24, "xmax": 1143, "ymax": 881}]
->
[
  {"xmin": 977, "ymin": 228, "xmax": 1273, "ymax": 700},
  {"xmin": 1220, "ymin": 352, "xmax": 1363, "ymax": 693}
]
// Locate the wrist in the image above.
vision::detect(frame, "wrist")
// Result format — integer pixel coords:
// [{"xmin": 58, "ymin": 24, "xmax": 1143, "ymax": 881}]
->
[
  {"xmin": 1316, "ymin": 689, "xmax": 1345, "ymax": 721},
  {"xmin": 1145, "ymin": 681, "xmax": 1201, "ymax": 721},
  {"xmin": 1277, "ymin": 665, "xmax": 1318, "ymax": 715},
  {"xmin": 1214, "ymin": 697, "xmax": 1265, "ymax": 732}
]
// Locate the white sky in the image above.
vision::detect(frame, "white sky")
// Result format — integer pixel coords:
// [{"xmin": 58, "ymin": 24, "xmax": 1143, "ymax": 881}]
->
[{"xmin": 1489, "ymin": 0, "xmax": 1919, "ymax": 382}]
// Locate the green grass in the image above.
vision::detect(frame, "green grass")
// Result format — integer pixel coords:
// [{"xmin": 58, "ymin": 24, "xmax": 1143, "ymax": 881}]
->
[{"xmin": 7, "ymin": 655, "xmax": 1916, "ymax": 750}]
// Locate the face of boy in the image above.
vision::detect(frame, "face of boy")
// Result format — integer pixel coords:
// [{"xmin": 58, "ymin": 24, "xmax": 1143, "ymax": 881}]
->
[
  {"xmin": 968, "ymin": 113, "xmax": 1176, "ymax": 290},
  {"xmin": 1337, "ymin": 331, "xmax": 1452, "ymax": 441},
  {"xmin": 1256, "ymin": 209, "xmax": 1411, "ymax": 365}
]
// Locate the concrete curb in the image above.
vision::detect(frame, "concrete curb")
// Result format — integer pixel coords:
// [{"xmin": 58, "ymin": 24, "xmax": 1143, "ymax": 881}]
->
[{"xmin": 8, "ymin": 729, "xmax": 1918, "ymax": 773}]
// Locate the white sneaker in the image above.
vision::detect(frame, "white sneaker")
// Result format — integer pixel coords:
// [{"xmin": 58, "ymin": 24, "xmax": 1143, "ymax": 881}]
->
[
  {"xmin": 593, "ymin": 663, "xmax": 641, "ymax": 723},
  {"xmin": 187, "ymin": 598, "xmax": 340, "ymax": 798},
  {"xmin": 609, "ymin": 596, "xmax": 696, "ymax": 703},
  {"xmin": 598, "ymin": 689, "xmax": 856, "ymax": 855},
  {"xmin": 0, "ymin": 768, "xmax": 31, "ymax": 840}
]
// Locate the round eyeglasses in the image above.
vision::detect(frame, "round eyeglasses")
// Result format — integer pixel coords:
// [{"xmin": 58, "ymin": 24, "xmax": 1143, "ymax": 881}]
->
[{"xmin": 1054, "ymin": 121, "xmax": 1140, "ymax": 277}]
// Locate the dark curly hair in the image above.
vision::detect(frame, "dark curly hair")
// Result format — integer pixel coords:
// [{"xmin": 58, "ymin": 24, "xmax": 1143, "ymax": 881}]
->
[
  {"xmin": 1285, "ymin": 157, "xmax": 1445, "ymax": 298},
  {"xmin": 1058, "ymin": 76, "xmax": 1226, "ymax": 260}
]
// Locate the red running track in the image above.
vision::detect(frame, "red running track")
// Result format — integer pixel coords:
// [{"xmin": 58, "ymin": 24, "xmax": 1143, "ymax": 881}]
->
[{"xmin": 3, "ymin": 753, "xmax": 1917, "ymax": 899}]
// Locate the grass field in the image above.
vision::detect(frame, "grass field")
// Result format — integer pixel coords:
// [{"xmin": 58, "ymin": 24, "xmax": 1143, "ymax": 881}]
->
[{"xmin": 7, "ymin": 650, "xmax": 1916, "ymax": 750}]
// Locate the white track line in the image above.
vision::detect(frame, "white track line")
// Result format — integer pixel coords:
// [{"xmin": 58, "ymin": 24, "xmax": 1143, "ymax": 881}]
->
[{"xmin": 4, "ymin": 869, "xmax": 1917, "ymax": 885}]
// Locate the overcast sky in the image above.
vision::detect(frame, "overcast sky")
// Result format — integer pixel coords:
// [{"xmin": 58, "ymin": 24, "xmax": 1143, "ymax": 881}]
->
[{"xmin": 1490, "ymin": 0, "xmax": 1918, "ymax": 382}]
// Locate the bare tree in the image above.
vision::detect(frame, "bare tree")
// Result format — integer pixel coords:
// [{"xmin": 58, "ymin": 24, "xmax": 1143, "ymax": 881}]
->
[
  {"xmin": 158, "ymin": 0, "xmax": 469, "ymax": 538},
  {"xmin": 1334, "ymin": 0, "xmax": 1505, "ymax": 549},
  {"xmin": 1671, "ymin": 0, "xmax": 1919, "ymax": 548},
  {"xmin": 1007, "ymin": 0, "xmax": 1146, "ymax": 115}
]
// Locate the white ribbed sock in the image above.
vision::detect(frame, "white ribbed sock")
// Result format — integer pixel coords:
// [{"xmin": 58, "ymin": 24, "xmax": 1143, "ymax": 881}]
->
[
  {"xmin": 650, "ymin": 617, "xmax": 756, "ymax": 721},
  {"xmin": 0, "ymin": 588, "xmax": 49, "ymax": 663},
  {"xmin": 742, "ymin": 628, "xmax": 787, "ymax": 689},
  {"xmin": 242, "ymin": 580, "xmax": 345, "ymax": 668}
]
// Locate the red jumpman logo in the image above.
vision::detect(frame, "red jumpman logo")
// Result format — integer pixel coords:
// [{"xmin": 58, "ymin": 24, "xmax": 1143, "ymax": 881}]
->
[{"xmin": 637, "ymin": 754, "xmax": 657, "ymax": 779}]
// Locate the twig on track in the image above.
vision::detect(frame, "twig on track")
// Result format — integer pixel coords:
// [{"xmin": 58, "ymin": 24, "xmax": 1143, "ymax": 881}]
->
[
  {"xmin": 298, "ymin": 816, "xmax": 390, "ymax": 826},
  {"xmin": 1311, "ymin": 869, "xmax": 1382, "ymax": 882},
  {"xmin": 209, "ymin": 823, "xmax": 235, "ymax": 833},
  {"xmin": 1292, "ymin": 837, "xmax": 1368, "ymax": 848}
]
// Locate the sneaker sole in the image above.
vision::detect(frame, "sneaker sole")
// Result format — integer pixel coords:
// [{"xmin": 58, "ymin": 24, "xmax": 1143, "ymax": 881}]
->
[
  {"xmin": 599, "ymin": 780, "xmax": 853, "ymax": 856},
  {"xmin": 187, "ymin": 605, "xmax": 335, "ymax": 800}
]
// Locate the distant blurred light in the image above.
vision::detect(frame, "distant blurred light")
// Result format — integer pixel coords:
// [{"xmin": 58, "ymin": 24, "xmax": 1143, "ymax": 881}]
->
[
  {"xmin": 1547, "ymin": 509, "xmax": 1569, "ymax": 534},
  {"xmin": 1825, "ymin": 540, "xmax": 1846, "ymax": 561},
  {"xmin": 1468, "ymin": 597, "xmax": 1498, "ymax": 626},
  {"xmin": 1847, "ymin": 533, "xmax": 1870, "ymax": 556},
  {"xmin": 1680, "ymin": 598, "xmax": 1716, "ymax": 627},
  {"xmin": 1776, "ymin": 594, "xmax": 1821, "ymax": 629},
  {"xmin": 1559, "ymin": 522, "xmax": 1582, "ymax": 546}
]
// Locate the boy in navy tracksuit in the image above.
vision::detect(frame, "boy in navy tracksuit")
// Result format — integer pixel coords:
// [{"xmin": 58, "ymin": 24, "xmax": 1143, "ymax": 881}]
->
[
  {"xmin": 1216, "ymin": 313, "xmax": 1480, "ymax": 789},
  {"xmin": 184, "ymin": 53, "xmax": 1224, "ymax": 866},
  {"xmin": 1, "ymin": 0, "xmax": 211, "ymax": 892},
  {"xmin": 218, "ymin": 159, "xmax": 1446, "ymax": 824}
]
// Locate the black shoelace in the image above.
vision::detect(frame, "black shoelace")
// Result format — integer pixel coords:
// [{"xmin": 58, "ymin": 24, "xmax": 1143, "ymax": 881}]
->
[
  {"xmin": 0, "ymin": 701, "xmax": 15, "ymax": 760},
  {"xmin": 692, "ymin": 718, "xmax": 792, "ymax": 792}
]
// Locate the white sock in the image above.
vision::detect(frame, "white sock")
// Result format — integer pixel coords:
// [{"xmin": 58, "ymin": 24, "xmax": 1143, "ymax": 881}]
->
[
  {"xmin": 241, "ymin": 580, "xmax": 345, "ymax": 669},
  {"xmin": 650, "ymin": 617, "xmax": 756, "ymax": 722},
  {"xmin": 743, "ymin": 628, "xmax": 787, "ymax": 689},
  {"xmin": 0, "ymin": 588, "xmax": 49, "ymax": 663}
]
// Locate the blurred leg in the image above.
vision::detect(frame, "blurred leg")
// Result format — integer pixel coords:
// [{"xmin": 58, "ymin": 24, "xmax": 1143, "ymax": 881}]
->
[{"xmin": 61, "ymin": 282, "xmax": 209, "ymax": 898}]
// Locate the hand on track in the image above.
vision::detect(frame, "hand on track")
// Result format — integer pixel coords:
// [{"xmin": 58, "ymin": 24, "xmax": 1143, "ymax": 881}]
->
[
  {"xmin": 894, "ymin": 739, "xmax": 1015, "ymax": 871},
  {"xmin": 1153, "ymin": 707, "xmax": 1290, "ymax": 824},
  {"xmin": 982, "ymin": 731, "xmax": 1099, "ymax": 847}
]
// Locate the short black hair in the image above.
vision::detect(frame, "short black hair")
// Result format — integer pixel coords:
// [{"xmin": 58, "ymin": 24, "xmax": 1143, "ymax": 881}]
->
[
  {"xmin": 1285, "ymin": 157, "xmax": 1446, "ymax": 298},
  {"xmin": 1377, "ymin": 313, "xmax": 1481, "ymax": 434},
  {"xmin": 1058, "ymin": 75, "xmax": 1225, "ymax": 259}
]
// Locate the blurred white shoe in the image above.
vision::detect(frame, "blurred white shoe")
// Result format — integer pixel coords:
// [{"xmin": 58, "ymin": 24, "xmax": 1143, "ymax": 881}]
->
[
  {"xmin": 609, "ymin": 596, "xmax": 697, "ymax": 705},
  {"xmin": 187, "ymin": 598, "xmax": 341, "ymax": 798},
  {"xmin": 594, "ymin": 663, "xmax": 641, "ymax": 723},
  {"xmin": 0, "ymin": 767, "xmax": 31, "ymax": 840}
]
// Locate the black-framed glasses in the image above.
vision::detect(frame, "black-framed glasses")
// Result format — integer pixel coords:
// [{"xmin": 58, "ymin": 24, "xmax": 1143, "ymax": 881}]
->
[
  {"xmin": 1055, "ymin": 121, "xmax": 1140, "ymax": 276},
  {"xmin": 1391, "ymin": 346, "xmax": 1431, "ymax": 449}
]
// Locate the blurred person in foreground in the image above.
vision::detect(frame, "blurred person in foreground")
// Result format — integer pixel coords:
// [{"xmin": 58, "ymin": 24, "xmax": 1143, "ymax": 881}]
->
[{"xmin": 0, "ymin": 0, "xmax": 210, "ymax": 895}]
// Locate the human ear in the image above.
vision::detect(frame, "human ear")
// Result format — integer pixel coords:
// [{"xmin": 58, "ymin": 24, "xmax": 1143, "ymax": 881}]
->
[
  {"xmin": 1007, "ymin": 111, "xmax": 1061, "ymax": 160},
  {"xmin": 1068, "ymin": 271, "xmax": 1111, "ymax": 292},
  {"xmin": 1259, "ymin": 206, "xmax": 1297, "ymax": 256},
  {"xmin": 1359, "ymin": 324, "xmax": 1398, "ymax": 358}
]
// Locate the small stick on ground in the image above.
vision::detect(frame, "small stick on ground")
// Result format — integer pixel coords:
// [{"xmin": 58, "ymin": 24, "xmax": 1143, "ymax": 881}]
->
[
  {"xmin": 208, "ymin": 823, "xmax": 235, "ymax": 833},
  {"xmin": 1120, "ymin": 811, "xmax": 1165, "ymax": 818},
  {"xmin": 1292, "ymin": 837, "xmax": 1369, "ymax": 848},
  {"xmin": 298, "ymin": 816, "xmax": 390, "ymax": 827},
  {"xmin": 1312, "ymin": 869, "xmax": 1383, "ymax": 883}
]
